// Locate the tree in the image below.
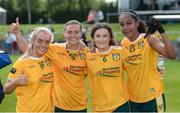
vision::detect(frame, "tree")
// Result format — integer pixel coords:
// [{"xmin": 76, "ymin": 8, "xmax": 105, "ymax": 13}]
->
[
  {"xmin": 0, "ymin": 0, "xmax": 16, "ymax": 23},
  {"xmin": 0, "ymin": 0, "xmax": 112, "ymax": 24}
]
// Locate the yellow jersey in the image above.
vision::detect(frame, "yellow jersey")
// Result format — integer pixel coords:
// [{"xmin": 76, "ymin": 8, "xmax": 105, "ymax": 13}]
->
[
  {"xmin": 121, "ymin": 33, "xmax": 164, "ymax": 103},
  {"xmin": 86, "ymin": 46, "xmax": 129, "ymax": 112},
  {"xmin": 45, "ymin": 43, "xmax": 88, "ymax": 110},
  {"xmin": 8, "ymin": 56, "xmax": 54, "ymax": 112}
]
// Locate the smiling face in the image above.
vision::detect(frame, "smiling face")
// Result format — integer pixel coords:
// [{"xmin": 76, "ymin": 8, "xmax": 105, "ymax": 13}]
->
[
  {"xmin": 119, "ymin": 13, "xmax": 139, "ymax": 40},
  {"xmin": 93, "ymin": 28, "xmax": 111, "ymax": 52},
  {"xmin": 32, "ymin": 31, "xmax": 52, "ymax": 57},
  {"xmin": 64, "ymin": 24, "xmax": 82, "ymax": 46}
]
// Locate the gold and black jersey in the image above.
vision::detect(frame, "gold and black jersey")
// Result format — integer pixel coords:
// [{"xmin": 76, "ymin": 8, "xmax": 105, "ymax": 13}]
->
[
  {"xmin": 86, "ymin": 46, "xmax": 129, "ymax": 112},
  {"xmin": 8, "ymin": 56, "xmax": 54, "ymax": 112},
  {"xmin": 121, "ymin": 33, "xmax": 164, "ymax": 103},
  {"xmin": 45, "ymin": 43, "xmax": 88, "ymax": 110}
]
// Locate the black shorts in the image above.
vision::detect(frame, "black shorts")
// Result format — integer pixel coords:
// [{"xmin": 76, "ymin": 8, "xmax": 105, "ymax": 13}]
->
[
  {"xmin": 55, "ymin": 106, "xmax": 87, "ymax": 113},
  {"xmin": 129, "ymin": 94, "xmax": 166, "ymax": 112},
  {"xmin": 113, "ymin": 101, "xmax": 130, "ymax": 112}
]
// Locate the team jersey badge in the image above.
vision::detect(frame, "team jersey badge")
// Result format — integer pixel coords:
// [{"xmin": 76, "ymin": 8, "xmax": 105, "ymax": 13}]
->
[
  {"xmin": 138, "ymin": 40, "xmax": 144, "ymax": 49},
  {"xmin": 38, "ymin": 61, "xmax": 45, "ymax": 69},
  {"xmin": 79, "ymin": 53, "xmax": 86, "ymax": 60},
  {"xmin": 10, "ymin": 67, "xmax": 17, "ymax": 74},
  {"xmin": 112, "ymin": 53, "xmax": 120, "ymax": 61}
]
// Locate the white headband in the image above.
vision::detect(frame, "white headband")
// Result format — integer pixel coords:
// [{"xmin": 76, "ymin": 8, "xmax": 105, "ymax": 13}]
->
[{"xmin": 123, "ymin": 12, "xmax": 138, "ymax": 19}]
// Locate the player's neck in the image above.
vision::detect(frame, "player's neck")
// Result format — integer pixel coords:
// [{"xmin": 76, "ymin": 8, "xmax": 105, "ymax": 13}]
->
[
  {"xmin": 129, "ymin": 32, "xmax": 140, "ymax": 42},
  {"xmin": 96, "ymin": 46, "xmax": 110, "ymax": 53},
  {"xmin": 66, "ymin": 43, "xmax": 79, "ymax": 51}
]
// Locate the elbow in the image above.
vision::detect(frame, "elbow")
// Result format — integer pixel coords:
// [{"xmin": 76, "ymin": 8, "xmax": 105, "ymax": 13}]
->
[
  {"xmin": 171, "ymin": 56, "xmax": 176, "ymax": 60},
  {"xmin": 3, "ymin": 90, "xmax": 12, "ymax": 95},
  {"xmin": 168, "ymin": 55, "xmax": 176, "ymax": 60},
  {"xmin": 3, "ymin": 88, "xmax": 13, "ymax": 95},
  {"xmin": 165, "ymin": 49, "xmax": 176, "ymax": 60},
  {"xmin": 3, "ymin": 89, "xmax": 8, "ymax": 95},
  {"xmin": 167, "ymin": 53, "xmax": 176, "ymax": 60}
]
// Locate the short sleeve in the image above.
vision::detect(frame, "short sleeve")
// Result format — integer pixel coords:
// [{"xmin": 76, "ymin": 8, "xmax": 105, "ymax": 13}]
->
[
  {"xmin": 8, "ymin": 60, "xmax": 23, "ymax": 80},
  {"xmin": 45, "ymin": 43, "xmax": 66, "ymax": 59}
]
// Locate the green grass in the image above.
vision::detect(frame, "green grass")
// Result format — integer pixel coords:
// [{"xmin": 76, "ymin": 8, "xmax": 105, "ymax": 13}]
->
[
  {"xmin": 1, "ymin": 23, "xmax": 180, "ymax": 42},
  {"xmin": 163, "ymin": 60, "xmax": 180, "ymax": 111},
  {"xmin": 0, "ymin": 24, "xmax": 65, "ymax": 42},
  {"xmin": 0, "ymin": 54, "xmax": 19, "ymax": 112},
  {"xmin": 0, "ymin": 55, "xmax": 180, "ymax": 112}
]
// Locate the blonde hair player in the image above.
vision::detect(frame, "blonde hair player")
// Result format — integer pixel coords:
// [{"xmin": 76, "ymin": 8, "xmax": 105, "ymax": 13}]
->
[{"xmin": 4, "ymin": 27, "xmax": 54, "ymax": 112}]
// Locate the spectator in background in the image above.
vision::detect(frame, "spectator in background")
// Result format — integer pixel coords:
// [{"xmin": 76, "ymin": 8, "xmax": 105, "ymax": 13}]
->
[
  {"xmin": 87, "ymin": 9, "xmax": 104, "ymax": 24},
  {"xmin": 4, "ymin": 32, "xmax": 17, "ymax": 54},
  {"xmin": 148, "ymin": 0, "xmax": 159, "ymax": 10},
  {"xmin": 87, "ymin": 9, "xmax": 96, "ymax": 24},
  {"xmin": 95, "ymin": 9, "xmax": 104, "ymax": 23}
]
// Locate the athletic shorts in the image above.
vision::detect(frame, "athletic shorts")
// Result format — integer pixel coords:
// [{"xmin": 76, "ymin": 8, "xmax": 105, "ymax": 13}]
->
[
  {"xmin": 129, "ymin": 94, "xmax": 166, "ymax": 112},
  {"xmin": 55, "ymin": 106, "xmax": 87, "ymax": 112},
  {"xmin": 113, "ymin": 101, "xmax": 130, "ymax": 112}
]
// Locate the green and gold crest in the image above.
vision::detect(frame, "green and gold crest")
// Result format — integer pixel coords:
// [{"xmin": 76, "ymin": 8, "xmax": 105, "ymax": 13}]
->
[{"xmin": 112, "ymin": 53, "xmax": 120, "ymax": 61}]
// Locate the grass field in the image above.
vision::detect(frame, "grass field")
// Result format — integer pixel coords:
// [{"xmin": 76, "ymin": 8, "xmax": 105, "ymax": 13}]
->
[
  {"xmin": 1, "ymin": 22, "xmax": 180, "ymax": 42},
  {"xmin": 0, "ymin": 54, "xmax": 180, "ymax": 112}
]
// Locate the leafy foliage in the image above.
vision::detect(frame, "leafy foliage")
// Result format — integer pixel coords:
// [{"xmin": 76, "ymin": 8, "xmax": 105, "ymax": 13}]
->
[{"xmin": 0, "ymin": 0, "xmax": 117, "ymax": 24}]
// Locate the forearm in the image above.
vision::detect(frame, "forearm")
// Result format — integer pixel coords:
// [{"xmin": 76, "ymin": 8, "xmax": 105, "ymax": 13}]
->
[
  {"xmin": 15, "ymin": 31, "xmax": 28, "ymax": 53},
  {"xmin": 3, "ymin": 80, "xmax": 18, "ymax": 94},
  {"xmin": 161, "ymin": 33, "xmax": 176, "ymax": 59}
]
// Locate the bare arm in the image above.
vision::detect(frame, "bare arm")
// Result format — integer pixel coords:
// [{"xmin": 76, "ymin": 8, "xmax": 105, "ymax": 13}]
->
[
  {"xmin": 146, "ymin": 18, "xmax": 176, "ymax": 59},
  {"xmin": 4, "ymin": 75, "xmax": 28, "ymax": 94},
  {"xmin": 160, "ymin": 33, "xmax": 176, "ymax": 59},
  {"xmin": 10, "ymin": 17, "xmax": 28, "ymax": 53},
  {"xmin": 148, "ymin": 34, "xmax": 176, "ymax": 59},
  {"xmin": 4, "ymin": 78, "xmax": 19, "ymax": 94}
]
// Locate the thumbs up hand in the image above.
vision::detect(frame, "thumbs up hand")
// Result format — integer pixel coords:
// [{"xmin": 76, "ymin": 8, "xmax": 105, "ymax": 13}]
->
[
  {"xmin": 10, "ymin": 17, "xmax": 21, "ymax": 35},
  {"xmin": 15, "ymin": 71, "xmax": 28, "ymax": 86}
]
